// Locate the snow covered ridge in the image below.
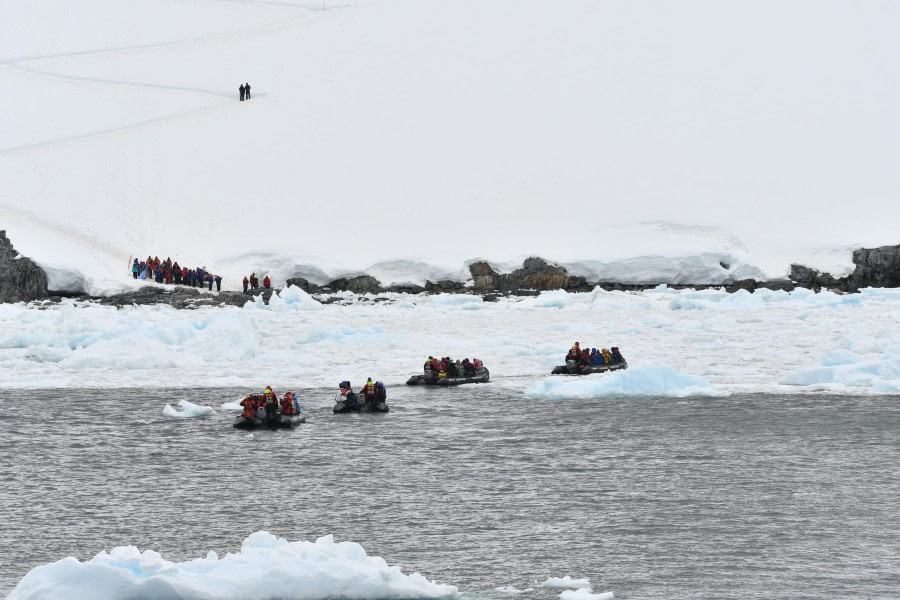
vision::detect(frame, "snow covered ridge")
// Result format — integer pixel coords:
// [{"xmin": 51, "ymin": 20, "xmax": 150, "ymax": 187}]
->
[{"xmin": 7, "ymin": 531, "xmax": 458, "ymax": 600}]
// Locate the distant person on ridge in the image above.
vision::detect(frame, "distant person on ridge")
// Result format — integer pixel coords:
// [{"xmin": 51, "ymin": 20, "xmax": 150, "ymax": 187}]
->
[
  {"xmin": 242, "ymin": 275, "xmax": 249, "ymax": 293},
  {"xmin": 263, "ymin": 275, "xmax": 271, "ymax": 289},
  {"xmin": 245, "ymin": 82, "xmax": 251, "ymax": 99},
  {"xmin": 239, "ymin": 84, "xmax": 245, "ymax": 101},
  {"xmin": 214, "ymin": 275, "xmax": 222, "ymax": 291}
]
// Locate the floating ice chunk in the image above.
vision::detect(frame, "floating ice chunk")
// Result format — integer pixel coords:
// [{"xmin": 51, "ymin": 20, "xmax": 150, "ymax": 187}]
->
[
  {"xmin": 220, "ymin": 400, "xmax": 243, "ymax": 410},
  {"xmin": 162, "ymin": 400, "xmax": 214, "ymax": 418},
  {"xmin": 495, "ymin": 585, "xmax": 532, "ymax": 594},
  {"xmin": 246, "ymin": 433, "xmax": 254, "ymax": 439},
  {"xmin": 542, "ymin": 575, "xmax": 592, "ymax": 589},
  {"xmin": 560, "ymin": 590, "xmax": 614, "ymax": 600},
  {"xmin": 7, "ymin": 531, "xmax": 457, "ymax": 600},
  {"xmin": 525, "ymin": 365, "xmax": 727, "ymax": 399},
  {"xmin": 266, "ymin": 285, "xmax": 324, "ymax": 311}
]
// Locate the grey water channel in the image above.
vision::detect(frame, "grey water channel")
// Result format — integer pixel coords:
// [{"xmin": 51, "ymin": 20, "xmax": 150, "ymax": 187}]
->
[{"xmin": 1, "ymin": 385, "xmax": 899, "ymax": 599}]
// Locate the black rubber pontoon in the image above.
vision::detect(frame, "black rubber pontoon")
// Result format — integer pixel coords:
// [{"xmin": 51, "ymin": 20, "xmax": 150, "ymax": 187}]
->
[
  {"xmin": 233, "ymin": 411, "xmax": 306, "ymax": 429},
  {"xmin": 406, "ymin": 367, "xmax": 490, "ymax": 386},
  {"xmin": 550, "ymin": 360, "xmax": 628, "ymax": 376}
]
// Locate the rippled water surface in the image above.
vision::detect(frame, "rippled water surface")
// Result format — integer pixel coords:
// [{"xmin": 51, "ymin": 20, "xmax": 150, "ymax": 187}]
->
[{"xmin": 1, "ymin": 386, "xmax": 899, "ymax": 599}]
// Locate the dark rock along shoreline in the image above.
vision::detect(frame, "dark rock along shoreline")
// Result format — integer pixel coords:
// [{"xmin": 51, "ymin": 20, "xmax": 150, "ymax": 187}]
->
[{"xmin": 1, "ymin": 230, "xmax": 898, "ymax": 307}]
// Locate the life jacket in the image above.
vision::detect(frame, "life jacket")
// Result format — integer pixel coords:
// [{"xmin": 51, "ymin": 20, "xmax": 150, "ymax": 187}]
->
[
  {"xmin": 280, "ymin": 397, "xmax": 293, "ymax": 414},
  {"xmin": 362, "ymin": 383, "xmax": 376, "ymax": 398},
  {"xmin": 602, "ymin": 349, "xmax": 613, "ymax": 363},
  {"xmin": 241, "ymin": 396, "xmax": 256, "ymax": 417},
  {"xmin": 424, "ymin": 361, "xmax": 433, "ymax": 372}
]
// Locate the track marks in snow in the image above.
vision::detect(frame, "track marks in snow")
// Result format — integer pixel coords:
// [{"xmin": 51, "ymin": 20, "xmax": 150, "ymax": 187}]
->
[{"xmin": 0, "ymin": 2, "xmax": 320, "ymax": 156}]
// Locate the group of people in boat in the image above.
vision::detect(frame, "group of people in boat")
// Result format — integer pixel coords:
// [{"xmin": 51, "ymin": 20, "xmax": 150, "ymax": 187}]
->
[
  {"xmin": 240, "ymin": 386, "xmax": 301, "ymax": 419},
  {"xmin": 338, "ymin": 378, "xmax": 387, "ymax": 407},
  {"xmin": 565, "ymin": 342, "xmax": 625, "ymax": 367},
  {"xmin": 131, "ymin": 256, "xmax": 222, "ymax": 290},
  {"xmin": 423, "ymin": 356, "xmax": 484, "ymax": 378}
]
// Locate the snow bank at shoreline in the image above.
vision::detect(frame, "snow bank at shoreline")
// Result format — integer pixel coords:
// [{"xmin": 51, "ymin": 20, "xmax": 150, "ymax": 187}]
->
[{"xmin": 0, "ymin": 287, "xmax": 898, "ymax": 396}]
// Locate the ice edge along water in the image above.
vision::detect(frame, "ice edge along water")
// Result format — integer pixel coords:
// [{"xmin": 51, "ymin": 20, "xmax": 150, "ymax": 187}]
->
[{"xmin": 1, "ymin": 285, "xmax": 899, "ymax": 396}]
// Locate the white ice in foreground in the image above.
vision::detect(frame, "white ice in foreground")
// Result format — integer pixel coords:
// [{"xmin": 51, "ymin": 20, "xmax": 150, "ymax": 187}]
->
[
  {"xmin": 524, "ymin": 366, "xmax": 726, "ymax": 400},
  {"xmin": 560, "ymin": 590, "xmax": 614, "ymax": 600},
  {"xmin": 542, "ymin": 576, "xmax": 592, "ymax": 589},
  {"xmin": 7, "ymin": 531, "xmax": 457, "ymax": 600},
  {"xmin": 162, "ymin": 399, "xmax": 214, "ymax": 418}
]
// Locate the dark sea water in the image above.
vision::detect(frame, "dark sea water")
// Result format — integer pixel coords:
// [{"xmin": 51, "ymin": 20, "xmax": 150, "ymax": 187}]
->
[{"xmin": 1, "ymin": 386, "xmax": 899, "ymax": 599}]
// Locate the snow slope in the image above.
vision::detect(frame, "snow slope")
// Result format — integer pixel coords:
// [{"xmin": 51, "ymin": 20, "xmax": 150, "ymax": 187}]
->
[{"xmin": 1, "ymin": 1, "xmax": 898, "ymax": 293}]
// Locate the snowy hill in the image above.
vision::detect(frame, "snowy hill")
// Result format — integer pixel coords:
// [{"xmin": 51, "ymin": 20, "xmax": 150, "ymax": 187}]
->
[{"xmin": 1, "ymin": 0, "xmax": 898, "ymax": 294}]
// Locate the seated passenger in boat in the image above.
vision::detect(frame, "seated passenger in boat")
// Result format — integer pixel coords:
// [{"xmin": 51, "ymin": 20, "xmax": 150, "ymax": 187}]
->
[
  {"xmin": 424, "ymin": 356, "xmax": 435, "ymax": 374},
  {"xmin": 462, "ymin": 358, "xmax": 475, "ymax": 376},
  {"xmin": 240, "ymin": 395, "xmax": 258, "ymax": 418},
  {"xmin": 611, "ymin": 347, "xmax": 625, "ymax": 364},
  {"xmin": 375, "ymin": 381, "xmax": 387, "ymax": 403},
  {"xmin": 281, "ymin": 392, "xmax": 299, "ymax": 415},
  {"xmin": 339, "ymin": 380, "xmax": 359, "ymax": 406},
  {"xmin": 590, "ymin": 348, "xmax": 602, "ymax": 365},
  {"xmin": 601, "ymin": 348, "xmax": 613, "ymax": 364},
  {"xmin": 473, "ymin": 357, "xmax": 484, "ymax": 369}
]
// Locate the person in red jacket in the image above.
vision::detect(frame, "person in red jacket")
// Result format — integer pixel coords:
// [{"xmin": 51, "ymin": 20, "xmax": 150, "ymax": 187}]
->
[
  {"xmin": 361, "ymin": 378, "xmax": 377, "ymax": 408},
  {"xmin": 280, "ymin": 392, "xmax": 296, "ymax": 415},
  {"xmin": 242, "ymin": 276, "xmax": 249, "ymax": 293},
  {"xmin": 263, "ymin": 275, "xmax": 271, "ymax": 289}
]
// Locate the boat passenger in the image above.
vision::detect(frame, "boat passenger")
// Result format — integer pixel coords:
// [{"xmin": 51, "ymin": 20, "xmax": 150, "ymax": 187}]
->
[
  {"xmin": 263, "ymin": 386, "xmax": 278, "ymax": 419},
  {"xmin": 281, "ymin": 392, "xmax": 298, "ymax": 415},
  {"xmin": 361, "ymin": 378, "xmax": 377, "ymax": 406},
  {"xmin": 424, "ymin": 356, "xmax": 435, "ymax": 374},
  {"xmin": 462, "ymin": 358, "xmax": 475, "ymax": 376},
  {"xmin": 473, "ymin": 357, "xmax": 483, "ymax": 369},
  {"xmin": 601, "ymin": 348, "xmax": 612, "ymax": 364},
  {"xmin": 375, "ymin": 381, "xmax": 387, "ymax": 403},
  {"xmin": 339, "ymin": 381, "xmax": 359, "ymax": 407},
  {"xmin": 240, "ymin": 395, "xmax": 257, "ymax": 418},
  {"xmin": 611, "ymin": 347, "xmax": 625, "ymax": 364}
]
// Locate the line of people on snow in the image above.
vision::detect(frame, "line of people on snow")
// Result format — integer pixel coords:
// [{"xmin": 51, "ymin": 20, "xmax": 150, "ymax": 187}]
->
[
  {"xmin": 132, "ymin": 256, "xmax": 222, "ymax": 291},
  {"xmin": 338, "ymin": 378, "xmax": 387, "ymax": 408},
  {"xmin": 565, "ymin": 342, "xmax": 625, "ymax": 366},
  {"xmin": 240, "ymin": 386, "xmax": 301, "ymax": 420},
  {"xmin": 423, "ymin": 356, "xmax": 484, "ymax": 378},
  {"xmin": 241, "ymin": 273, "xmax": 271, "ymax": 293}
]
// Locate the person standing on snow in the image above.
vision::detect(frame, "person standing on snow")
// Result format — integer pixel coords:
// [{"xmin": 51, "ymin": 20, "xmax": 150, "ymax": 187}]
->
[
  {"xmin": 245, "ymin": 82, "xmax": 251, "ymax": 99},
  {"xmin": 242, "ymin": 276, "xmax": 249, "ymax": 293},
  {"xmin": 239, "ymin": 84, "xmax": 245, "ymax": 101},
  {"xmin": 263, "ymin": 275, "xmax": 271, "ymax": 289}
]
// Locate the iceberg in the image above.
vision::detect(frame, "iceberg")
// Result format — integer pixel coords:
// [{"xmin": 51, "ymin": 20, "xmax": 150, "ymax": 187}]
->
[{"xmin": 7, "ymin": 532, "xmax": 457, "ymax": 600}]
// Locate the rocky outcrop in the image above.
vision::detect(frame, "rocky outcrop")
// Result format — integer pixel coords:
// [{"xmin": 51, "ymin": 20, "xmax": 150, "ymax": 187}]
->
[
  {"xmin": 468, "ymin": 257, "xmax": 588, "ymax": 294},
  {"xmin": 285, "ymin": 276, "xmax": 321, "ymax": 294},
  {"xmin": 503, "ymin": 257, "xmax": 588, "ymax": 292},
  {"xmin": 102, "ymin": 286, "xmax": 250, "ymax": 308},
  {"xmin": 0, "ymin": 230, "xmax": 48, "ymax": 303},
  {"xmin": 848, "ymin": 245, "xmax": 900, "ymax": 292},
  {"xmin": 469, "ymin": 261, "xmax": 500, "ymax": 291},
  {"xmin": 326, "ymin": 275, "xmax": 381, "ymax": 294},
  {"xmin": 789, "ymin": 264, "xmax": 848, "ymax": 292}
]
